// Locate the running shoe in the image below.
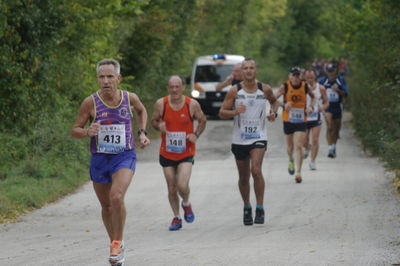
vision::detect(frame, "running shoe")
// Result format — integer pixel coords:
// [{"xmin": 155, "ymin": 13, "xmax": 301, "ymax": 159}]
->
[
  {"xmin": 181, "ymin": 203, "xmax": 195, "ymax": 223},
  {"xmin": 254, "ymin": 208, "xmax": 265, "ymax": 224},
  {"xmin": 243, "ymin": 207, "xmax": 253, "ymax": 226},
  {"xmin": 109, "ymin": 240, "xmax": 125, "ymax": 266},
  {"xmin": 288, "ymin": 161, "xmax": 295, "ymax": 175},
  {"xmin": 169, "ymin": 217, "xmax": 182, "ymax": 231},
  {"xmin": 309, "ymin": 161, "xmax": 317, "ymax": 170},
  {"xmin": 328, "ymin": 147, "xmax": 334, "ymax": 158},
  {"xmin": 332, "ymin": 147, "xmax": 337, "ymax": 158},
  {"xmin": 303, "ymin": 149, "xmax": 309, "ymax": 159},
  {"xmin": 295, "ymin": 173, "xmax": 302, "ymax": 183}
]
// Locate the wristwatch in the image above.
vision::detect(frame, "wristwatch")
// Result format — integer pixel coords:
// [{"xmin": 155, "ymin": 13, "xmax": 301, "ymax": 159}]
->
[
  {"xmin": 137, "ymin": 129, "xmax": 148, "ymax": 136},
  {"xmin": 194, "ymin": 132, "xmax": 200, "ymax": 138}
]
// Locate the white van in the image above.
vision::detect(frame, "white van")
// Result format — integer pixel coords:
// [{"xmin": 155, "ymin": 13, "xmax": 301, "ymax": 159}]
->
[{"xmin": 189, "ymin": 54, "xmax": 245, "ymax": 116}]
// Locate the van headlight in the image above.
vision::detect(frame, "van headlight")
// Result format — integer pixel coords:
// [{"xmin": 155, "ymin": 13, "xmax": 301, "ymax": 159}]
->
[{"xmin": 191, "ymin": 90, "xmax": 201, "ymax": 98}]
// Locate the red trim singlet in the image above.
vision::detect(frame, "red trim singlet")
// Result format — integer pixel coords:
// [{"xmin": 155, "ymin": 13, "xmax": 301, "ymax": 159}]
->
[{"xmin": 160, "ymin": 96, "xmax": 195, "ymax": 160}]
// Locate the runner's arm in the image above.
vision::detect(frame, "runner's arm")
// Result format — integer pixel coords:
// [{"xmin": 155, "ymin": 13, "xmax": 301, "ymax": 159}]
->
[
  {"xmin": 151, "ymin": 98, "xmax": 165, "ymax": 132},
  {"xmin": 215, "ymin": 75, "xmax": 233, "ymax": 91},
  {"xmin": 129, "ymin": 92, "xmax": 148, "ymax": 132},
  {"xmin": 274, "ymin": 84, "xmax": 286, "ymax": 109},
  {"xmin": 218, "ymin": 86, "xmax": 241, "ymax": 119},
  {"xmin": 71, "ymin": 96, "xmax": 95, "ymax": 139},
  {"xmin": 319, "ymin": 85, "xmax": 330, "ymax": 112},
  {"xmin": 306, "ymin": 84, "xmax": 316, "ymax": 113},
  {"xmin": 190, "ymin": 99, "xmax": 207, "ymax": 140}
]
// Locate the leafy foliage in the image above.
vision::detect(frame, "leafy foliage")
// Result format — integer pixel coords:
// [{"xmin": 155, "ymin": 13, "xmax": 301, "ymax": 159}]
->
[{"xmin": 1, "ymin": 0, "xmax": 399, "ymax": 222}]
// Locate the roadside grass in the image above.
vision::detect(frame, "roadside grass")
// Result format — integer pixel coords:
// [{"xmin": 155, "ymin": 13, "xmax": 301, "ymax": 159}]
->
[
  {"xmin": 349, "ymin": 73, "xmax": 400, "ymax": 192},
  {"xmin": 0, "ymin": 155, "xmax": 89, "ymax": 224}
]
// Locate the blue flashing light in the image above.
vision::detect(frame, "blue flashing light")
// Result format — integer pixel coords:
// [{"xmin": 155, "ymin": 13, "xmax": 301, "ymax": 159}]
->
[{"xmin": 212, "ymin": 54, "xmax": 226, "ymax": 60}]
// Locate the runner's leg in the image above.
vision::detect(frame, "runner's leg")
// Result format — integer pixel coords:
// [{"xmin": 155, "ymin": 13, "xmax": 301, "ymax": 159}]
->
[
  {"xmin": 293, "ymin": 131, "xmax": 306, "ymax": 174},
  {"xmin": 235, "ymin": 159, "xmax": 251, "ymax": 206},
  {"xmin": 163, "ymin": 166, "xmax": 180, "ymax": 217},
  {"xmin": 176, "ymin": 162, "xmax": 193, "ymax": 204},
  {"xmin": 249, "ymin": 148, "xmax": 266, "ymax": 206},
  {"xmin": 92, "ymin": 182, "xmax": 113, "ymax": 242},
  {"xmin": 310, "ymin": 125, "xmax": 322, "ymax": 162},
  {"xmin": 110, "ymin": 168, "xmax": 133, "ymax": 241}
]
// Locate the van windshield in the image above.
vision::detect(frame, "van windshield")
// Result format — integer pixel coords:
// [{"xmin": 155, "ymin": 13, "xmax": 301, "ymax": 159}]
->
[{"xmin": 194, "ymin": 65, "xmax": 233, "ymax": 82}]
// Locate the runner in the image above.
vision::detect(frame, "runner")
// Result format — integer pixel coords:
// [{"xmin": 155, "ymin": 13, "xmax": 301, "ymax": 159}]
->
[
  {"xmin": 275, "ymin": 66, "xmax": 315, "ymax": 183},
  {"xmin": 319, "ymin": 63, "xmax": 349, "ymax": 158},
  {"xmin": 71, "ymin": 58, "xmax": 150, "ymax": 266},
  {"xmin": 151, "ymin": 75, "xmax": 206, "ymax": 231},
  {"xmin": 215, "ymin": 63, "xmax": 243, "ymax": 91},
  {"xmin": 303, "ymin": 69, "xmax": 329, "ymax": 170},
  {"xmin": 219, "ymin": 58, "xmax": 279, "ymax": 225}
]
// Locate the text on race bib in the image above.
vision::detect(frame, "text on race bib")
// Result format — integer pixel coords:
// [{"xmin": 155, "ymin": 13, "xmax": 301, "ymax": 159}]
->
[
  {"xmin": 97, "ymin": 124, "xmax": 126, "ymax": 154},
  {"xmin": 166, "ymin": 131, "xmax": 186, "ymax": 153},
  {"xmin": 289, "ymin": 108, "xmax": 305, "ymax": 123},
  {"xmin": 240, "ymin": 119, "xmax": 261, "ymax": 139}
]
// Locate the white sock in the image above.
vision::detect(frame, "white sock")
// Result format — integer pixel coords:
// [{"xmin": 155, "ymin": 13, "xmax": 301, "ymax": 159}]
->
[{"xmin": 182, "ymin": 201, "xmax": 190, "ymax": 207}]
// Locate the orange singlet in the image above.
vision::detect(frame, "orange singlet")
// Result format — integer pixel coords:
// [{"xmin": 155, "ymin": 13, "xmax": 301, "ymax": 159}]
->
[
  {"xmin": 282, "ymin": 81, "xmax": 308, "ymax": 123},
  {"xmin": 160, "ymin": 96, "xmax": 195, "ymax": 160}
]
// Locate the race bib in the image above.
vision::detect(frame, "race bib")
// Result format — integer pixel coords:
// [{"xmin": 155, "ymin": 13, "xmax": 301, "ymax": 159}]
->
[
  {"xmin": 97, "ymin": 124, "xmax": 126, "ymax": 154},
  {"xmin": 327, "ymin": 88, "xmax": 339, "ymax": 102},
  {"xmin": 166, "ymin": 131, "xmax": 186, "ymax": 153},
  {"xmin": 289, "ymin": 108, "xmax": 305, "ymax": 123},
  {"xmin": 307, "ymin": 110, "xmax": 319, "ymax": 121},
  {"xmin": 240, "ymin": 119, "xmax": 261, "ymax": 139}
]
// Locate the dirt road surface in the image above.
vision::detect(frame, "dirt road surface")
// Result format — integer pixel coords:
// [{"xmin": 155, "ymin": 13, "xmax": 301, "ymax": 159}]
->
[{"xmin": 1, "ymin": 113, "xmax": 399, "ymax": 265}]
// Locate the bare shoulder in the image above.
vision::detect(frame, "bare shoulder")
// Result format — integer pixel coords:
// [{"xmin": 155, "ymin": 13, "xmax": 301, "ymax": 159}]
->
[
  {"xmin": 81, "ymin": 95, "xmax": 94, "ymax": 109},
  {"xmin": 261, "ymin": 82, "xmax": 272, "ymax": 92},
  {"xmin": 128, "ymin": 91, "xmax": 140, "ymax": 103},
  {"xmin": 154, "ymin": 97, "xmax": 164, "ymax": 110},
  {"xmin": 189, "ymin": 97, "xmax": 201, "ymax": 107}
]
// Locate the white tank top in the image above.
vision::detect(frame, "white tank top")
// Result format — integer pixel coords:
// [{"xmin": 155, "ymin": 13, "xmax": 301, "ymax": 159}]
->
[
  {"xmin": 232, "ymin": 83, "xmax": 268, "ymax": 144},
  {"xmin": 306, "ymin": 83, "xmax": 322, "ymax": 122}
]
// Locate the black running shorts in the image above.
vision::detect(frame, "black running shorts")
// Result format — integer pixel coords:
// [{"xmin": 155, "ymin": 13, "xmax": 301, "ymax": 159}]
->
[{"xmin": 231, "ymin": 141, "xmax": 267, "ymax": 161}]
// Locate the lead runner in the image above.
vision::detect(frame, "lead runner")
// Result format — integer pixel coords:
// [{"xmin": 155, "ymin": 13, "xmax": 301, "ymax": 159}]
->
[{"xmin": 71, "ymin": 58, "xmax": 150, "ymax": 266}]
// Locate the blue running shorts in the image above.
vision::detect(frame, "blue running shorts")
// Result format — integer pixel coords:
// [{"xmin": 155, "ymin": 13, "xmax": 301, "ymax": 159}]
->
[{"xmin": 90, "ymin": 149, "xmax": 136, "ymax": 184}]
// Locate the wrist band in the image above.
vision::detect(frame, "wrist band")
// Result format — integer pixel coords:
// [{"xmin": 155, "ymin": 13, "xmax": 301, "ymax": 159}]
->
[{"xmin": 137, "ymin": 129, "xmax": 148, "ymax": 136}]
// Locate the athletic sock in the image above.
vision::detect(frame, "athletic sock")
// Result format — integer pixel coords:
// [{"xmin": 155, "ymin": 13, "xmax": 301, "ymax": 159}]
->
[
  {"xmin": 256, "ymin": 205, "xmax": 264, "ymax": 209},
  {"xmin": 244, "ymin": 205, "xmax": 252, "ymax": 209},
  {"xmin": 182, "ymin": 201, "xmax": 190, "ymax": 207}
]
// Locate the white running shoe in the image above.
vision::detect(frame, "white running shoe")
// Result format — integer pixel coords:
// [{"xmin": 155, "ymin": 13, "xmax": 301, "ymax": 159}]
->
[
  {"xmin": 309, "ymin": 161, "xmax": 317, "ymax": 170},
  {"xmin": 109, "ymin": 240, "xmax": 125, "ymax": 266}
]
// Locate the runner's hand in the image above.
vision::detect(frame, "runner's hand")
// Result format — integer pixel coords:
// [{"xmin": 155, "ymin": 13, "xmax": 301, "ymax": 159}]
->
[
  {"xmin": 187, "ymin": 133, "xmax": 198, "ymax": 144},
  {"xmin": 158, "ymin": 121, "xmax": 166, "ymax": 132},
  {"xmin": 139, "ymin": 134, "xmax": 150, "ymax": 149},
  {"xmin": 267, "ymin": 110, "xmax": 276, "ymax": 122},
  {"xmin": 88, "ymin": 121, "xmax": 101, "ymax": 136},
  {"xmin": 235, "ymin": 103, "xmax": 246, "ymax": 115}
]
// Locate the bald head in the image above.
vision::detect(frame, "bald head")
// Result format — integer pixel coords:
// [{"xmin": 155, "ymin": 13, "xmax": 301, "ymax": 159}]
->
[{"xmin": 168, "ymin": 75, "xmax": 184, "ymax": 86}]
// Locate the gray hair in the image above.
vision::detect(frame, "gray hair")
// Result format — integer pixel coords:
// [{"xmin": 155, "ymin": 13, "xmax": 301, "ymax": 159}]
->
[{"xmin": 96, "ymin": 58, "xmax": 120, "ymax": 75}]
